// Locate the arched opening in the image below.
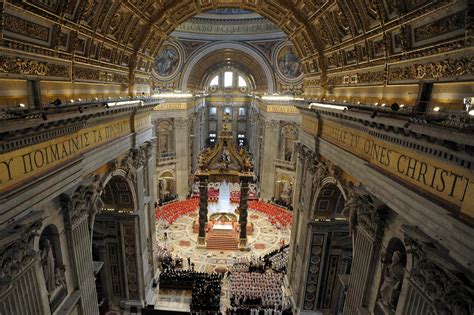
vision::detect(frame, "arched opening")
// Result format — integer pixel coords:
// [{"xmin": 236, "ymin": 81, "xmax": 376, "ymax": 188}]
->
[
  {"xmin": 39, "ymin": 224, "xmax": 67, "ymax": 312},
  {"xmin": 298, "ymin": 181, "xmax": 352, "ymax": 313},
  {"xmin": 91, "ymin": 174, "xmax": 138, "ymax": 311},
  {"xmin": 313, "ymin": 183, "xmax": 345, "ymax": 220}
]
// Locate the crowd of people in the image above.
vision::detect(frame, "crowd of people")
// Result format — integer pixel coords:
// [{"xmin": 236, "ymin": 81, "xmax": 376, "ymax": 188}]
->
[
  {"xmin": 159, "ymin": 269, "xmax": 223, "ymax": 314},
  {"xmin": 263, "ymin": 245, "xmax": 289, "ymax": 273},
  {"xmin": 229, "ymin": 272, "xmax": 282, "ymax": 307},
  {"xmin": 223, "ymin": 247, "xmax": 292, "ymax": 315},
  {"xmin": 230, "ymin": 256, "xmax": 265, "ymax": 273},
  {"xmin": 191, "ymin": 277, "xmax": 222, "ymax": 313}
]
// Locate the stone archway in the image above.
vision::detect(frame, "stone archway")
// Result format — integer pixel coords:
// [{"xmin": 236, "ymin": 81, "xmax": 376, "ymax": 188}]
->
[
  {"xmin": 298, "ymin": 175, "xmax": 353, "ymax": 313},
  {"xmin": 91, "ymin": 171, "xmax": 141, "ymax": 309}
]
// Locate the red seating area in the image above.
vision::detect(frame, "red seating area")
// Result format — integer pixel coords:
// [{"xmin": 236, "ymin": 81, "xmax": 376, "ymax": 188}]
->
[
  {"xmin": 248, "ymin": 200, "xmax": 292, "ymax": 227},
  {"xmin": 208, "ymin": 188, "xmax": 219, "ymax": 202},
  {"xmin": 155, "ymin": 199, "xmax": 199, "ymax": 224}
]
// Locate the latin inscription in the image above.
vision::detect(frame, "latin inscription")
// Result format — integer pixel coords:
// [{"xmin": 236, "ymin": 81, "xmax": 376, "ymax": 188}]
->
[
  {"xmin": 321, "ymin": 121, "xmax": 472, "ymax": 209},
  {"xmin": 0, "ymin": 119, "xmax": 130, "ymax": 191}
]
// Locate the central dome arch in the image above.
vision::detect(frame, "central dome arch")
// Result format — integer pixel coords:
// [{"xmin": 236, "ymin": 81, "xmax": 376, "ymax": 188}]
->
[
  {"xmin": 133, "ymin": 1, "xmax": 326, "ymax": 90},
  {"xmin": 179, "ymin": 42, "xmax": 276, "ymax": 94}
]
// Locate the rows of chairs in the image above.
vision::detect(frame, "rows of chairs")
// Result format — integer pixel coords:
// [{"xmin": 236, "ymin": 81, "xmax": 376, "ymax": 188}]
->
[
  {"xmin": 155, "ymin": 199, "xmax": 199, "ymax": 224},
  {"xmin": 248, "ymin": 201, "xmax": 292, "ymax": 227}
]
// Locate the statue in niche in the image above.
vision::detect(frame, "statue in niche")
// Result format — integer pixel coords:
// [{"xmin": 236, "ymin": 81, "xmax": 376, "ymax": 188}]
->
[
  {"xmin": 280, "ymin": 181, "xmax": 292, "ymax": 203},
  {"xmin": 41, "ymin": 239, "xmax": 56, "ymax": 293},
  {"xmin": 379, "ymin": 251, "xmax": 404, "ymax": 310}
]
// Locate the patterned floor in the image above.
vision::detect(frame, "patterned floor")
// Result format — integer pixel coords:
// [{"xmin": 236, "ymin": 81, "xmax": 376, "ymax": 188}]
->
[{"xmin": 153, "ymin": 209, "xmax": 292, "ymax": 312}]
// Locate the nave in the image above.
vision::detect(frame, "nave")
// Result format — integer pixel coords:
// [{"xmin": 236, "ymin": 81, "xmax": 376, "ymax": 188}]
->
[{"xmin": 152, "ymin": 200, "xmax": 292, "ymax": 315}]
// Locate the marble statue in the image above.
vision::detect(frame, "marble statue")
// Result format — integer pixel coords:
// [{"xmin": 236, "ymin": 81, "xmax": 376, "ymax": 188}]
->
[
  {"xmin": 41, "ymin": 239, "xmax": 56, "ymax": 292},
  {"xmin": 379, "ymin": 251, "xmax": 404, "ymax": 310}
]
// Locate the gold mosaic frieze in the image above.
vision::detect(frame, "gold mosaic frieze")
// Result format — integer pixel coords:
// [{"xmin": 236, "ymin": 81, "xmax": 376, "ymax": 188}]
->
[
  {"xmin": 0, "ymin": 55, "xmax": 69, "ymax": 78},
  {"xmin": 3, "ymin": 14, "xmax": 50, "ymax": 42},
  {"xmin": 389, "ymin": 56, "xmax": 474, "ymax": 82},
  {"xmin": 414, "ymin": 11, "xmax": 465, "ymax": 42}
]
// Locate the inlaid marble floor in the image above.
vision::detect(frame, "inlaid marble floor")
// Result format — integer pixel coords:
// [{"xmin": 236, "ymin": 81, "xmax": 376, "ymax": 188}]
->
[{"xmin": 152, "ymin": 209, "xmax": 292, "ymax": 313}]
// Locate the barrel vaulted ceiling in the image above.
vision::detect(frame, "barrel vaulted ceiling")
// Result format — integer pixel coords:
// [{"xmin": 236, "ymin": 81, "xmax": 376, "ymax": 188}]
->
[{"xmin": 0, "ymin": 0, "xmax": 472, "ymax": 95}]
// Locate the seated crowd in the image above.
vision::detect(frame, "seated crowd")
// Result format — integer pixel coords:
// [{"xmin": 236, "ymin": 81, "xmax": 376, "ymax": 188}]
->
[
  {"xmin": 159, "ymin": 269, "xmax": 222, "ymax": 314},
  {"xmin": 248, "ymin": 201, "xmax": 292, "ymax": 228},
  {"xmin": 228, "ymin": 271, "xmax": 291, "ymax": 315},
  {"xmin": 226, "ymin": 250, "xmax": 292, "ymax": 315},
  {"xmin": 155, "ymin": 198, "xmax": 199, "ymax": 224},
  {"xmin": 230, "ymin": 256, "xmax": 265, "ymax": 273},
  {"xmin": 263, "ymin": 245, "xmax": 289, "ymax": 273},
  {"xmin": 191, "ymin": 277, "xmax": 222, "ymax": 314}
]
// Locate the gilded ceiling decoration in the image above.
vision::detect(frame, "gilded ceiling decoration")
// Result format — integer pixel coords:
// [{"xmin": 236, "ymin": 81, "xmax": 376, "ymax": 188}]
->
[{"xmin": 0, "ymin": 0, "xmax": 471, "ymax": 93}]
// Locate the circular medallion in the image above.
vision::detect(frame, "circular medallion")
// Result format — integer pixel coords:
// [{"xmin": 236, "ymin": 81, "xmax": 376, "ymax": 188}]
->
[
  {"xmin": 152, "ymin": 43, "xmax": 182, "ymax": 80},
  {"xmin": 310, "ymin": 265, "xmax": 320, "ymax": 273},
  {"xmin": 310, "ymin": 255, "xmax": 321, "ymax": 264},
  {"xmin": 305, "ymin": 292, "xmax": 315, "ymax": 301},
  {"xmin": 274, "ymin": 43, "xmax": 303, "ymax": 82},
  {"xmin": 312, "ymin": 246, "xmax": 322, "ymax": 255}
]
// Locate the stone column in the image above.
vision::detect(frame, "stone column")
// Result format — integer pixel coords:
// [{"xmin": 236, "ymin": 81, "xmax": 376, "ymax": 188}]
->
[
  {"xmin": 238, "ymin": 178, "xmax": 250, "ymax": 248},
  {"xmin": 174, "ymin": 118, "xmax": 189, "ymax": 198},
  {"xmin": 61, "ymin": 192, "xmax": 99, "ymax": 315},
  {"xmin": 198, "ymin": 176, "xmax": 208, "ymax": 247},
  {"xmin": 260, "ymin": 120, "xmax": 280, "ymax": 200},
  {"xmin": 342, "ymin": 189, "xmax": 388, "ymax": 315}
]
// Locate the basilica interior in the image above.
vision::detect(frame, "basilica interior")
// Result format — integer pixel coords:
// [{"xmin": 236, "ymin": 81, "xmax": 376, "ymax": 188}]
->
[{"xmin": 0, "ymin": 1, "xmax": 473, "ymax": 315}]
